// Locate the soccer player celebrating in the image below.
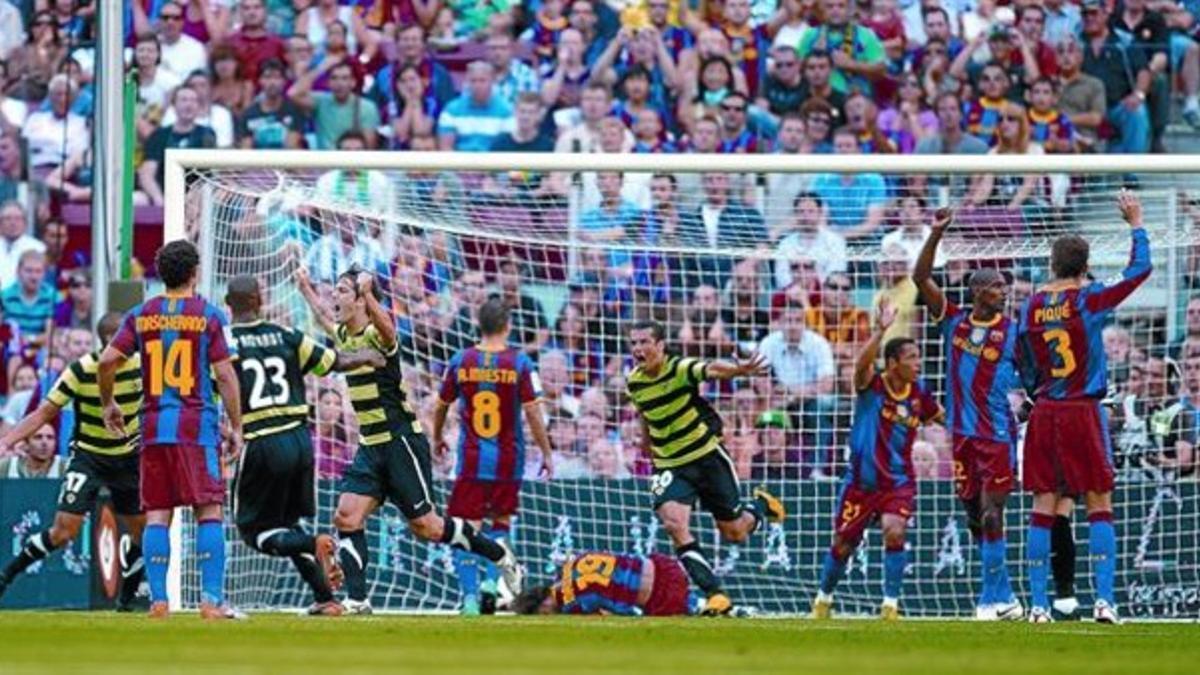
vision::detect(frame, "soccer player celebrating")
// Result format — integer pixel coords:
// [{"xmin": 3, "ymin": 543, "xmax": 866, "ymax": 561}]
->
[
  {"xmin": 912, "ymin": 208, "xmax": 1023, "ymax": 620},
  {"xmin": 812, "ymin": 301, "xmax": 943, "ymax": 621},
  {"xmin": 625, "ymin": 320, "xmax": 785, "ymax": 615},
  {"xmin": 512, "ymin": 550, "xmax": 698, "ymax": 616},
  {"xmin": 297, "ymin": 265, "xmax": 522, "ymax": 615},
  {"xmin": 225, "ymin": 275, "xmax": 387, "ymax": 616},
  {"xmin": 99, "ymin": 240, "xmax": 244, "ymax": 619},
  {"xmin": 0, "ymin": 312, "xmax": 145, "ymax": 609},
  {"xmin": 431, "ymin": 296, "xmax": 554, "ymax": 615},
  {"xmin": 1017, "ymin": 189, "xmax": 1151, "ymax": 624}
]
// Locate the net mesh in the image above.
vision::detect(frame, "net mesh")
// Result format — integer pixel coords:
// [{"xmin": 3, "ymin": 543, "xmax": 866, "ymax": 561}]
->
[{"xmin": 175, "ymin": 158, "xmax": 1200, "ymax": 618}]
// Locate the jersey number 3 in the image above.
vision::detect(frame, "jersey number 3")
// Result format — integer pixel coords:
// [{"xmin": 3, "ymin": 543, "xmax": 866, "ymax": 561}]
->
[
  {"xmin": 1042, "ymin": 328, "xmax": 1077, "ymax": 378},
  {"xmin": 244, "ymin": 357, "xmax": 290, "ymax": 409},
  {"xmin": 471, "ymin": 391, "xmax": 501, "ymax": 439},
  {"xmin": 146, "ymin": 339, "xmax": 195, "ymax": 396}
]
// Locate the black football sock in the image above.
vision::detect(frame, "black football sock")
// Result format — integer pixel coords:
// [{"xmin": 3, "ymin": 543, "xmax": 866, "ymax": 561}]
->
[
  {"xmin": 337, "ymin": 530, "xmax": 369, "ymax": 602},
  {"xmin": 118, "ymin": 543, "xmax": 145, "ymax": 604},
  {"xmin": 1051, "ymin": 515, "xmax": 1076, "ymax": 599},
  {"xmin": 441, "ymin": 517, "xmax": 505, "ymax": 562},
  {"xmin": 292, "ymin": 554, "xmax": 335, "ymax": 604},
  {"xmin": 675, "ymin": 541, "xmax": 722, "ymax": 596},
  {"xmin": 2, "ymin": 530, "xmax": 59, "ymax": 582},
  {"xmin": 251, "ymin": 527, "xmax": 315, "ymax": 558}
]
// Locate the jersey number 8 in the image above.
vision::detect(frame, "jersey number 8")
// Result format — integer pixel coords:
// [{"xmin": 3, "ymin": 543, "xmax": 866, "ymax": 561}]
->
[{"xmin": 471, "ymin": 391, "xmax": 501, "ymax": 439}]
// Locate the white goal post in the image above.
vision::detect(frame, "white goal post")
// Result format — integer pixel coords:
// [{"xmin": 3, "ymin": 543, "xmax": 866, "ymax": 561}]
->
[{"xmin": 163, "ymin": 149, "xmax": 1199, "ymax": 618}]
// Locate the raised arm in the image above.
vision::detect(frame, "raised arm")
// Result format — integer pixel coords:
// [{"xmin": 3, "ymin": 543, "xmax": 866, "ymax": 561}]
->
[
  {"xmin": 358, "ymin": 271, "xmax": 397, "ymax": 352},
  {"xmin": 706, "ymin": 352, "xmax": 770, "ymax": 380},
  {"xmin": 854, "ymin": 300, "xmax": 895, "ymax": 391},
  {"xmin": 912, "ymin": 207, "xmax": 953, "ymax": 320},
  {"xmin": 1085, "ymin": 189, "xmax": 1152, "ymax": 312},
  {"xmin": 296, "ymin": 266, "xmax": 337, "ymax": 336}
]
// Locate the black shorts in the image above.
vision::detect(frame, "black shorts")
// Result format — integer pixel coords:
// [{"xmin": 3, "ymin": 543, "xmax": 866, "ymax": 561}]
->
[
  {"xmin": 234, "ymin": 425, "xmax": 316, "ymax": 532},
  {"xmin": 649, "ymin": 447, "xmax": 743, "ymax": 522},
  {"xmin": 340, "ymin": 433, "xmax": 435, "ymax": 520},
  {"xmin": 58, "ymin": 450, "xmax": 141, "ymax": 516}
]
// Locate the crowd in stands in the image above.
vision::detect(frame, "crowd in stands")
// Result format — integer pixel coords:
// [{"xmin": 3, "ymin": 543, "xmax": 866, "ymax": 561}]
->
[{"xmin": 0, "ymin": 0, "xmax": 1196, "ymax": 484}]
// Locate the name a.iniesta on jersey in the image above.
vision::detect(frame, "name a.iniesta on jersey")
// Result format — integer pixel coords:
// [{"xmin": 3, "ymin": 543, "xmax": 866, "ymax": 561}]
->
[{"xmin": 458, "ymin": 367, "xmax": 519, "ymax": 385}]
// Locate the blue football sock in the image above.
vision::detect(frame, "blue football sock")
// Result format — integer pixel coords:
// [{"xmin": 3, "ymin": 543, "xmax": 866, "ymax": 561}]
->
[
  {"xmin": 197, "ymin": 519, "xmax": 226, "ymax": 606},
  {"xmin": 976, "ymin": 542, "xmax": 992, "ymax": 605},
  {"xmin": 453, "ymin": 548, "xmax": 480, "ymax": 602},
  {"xmin": 819, "ymin": 549, "xmax": 847, "ymax": 595},
  {"xmin": 883, "ymin": 546, "xmax": 906, "ymax": 600},
  {"xmin": 1027, "ymin": 514, "xmax": 1053, "ymax": 610},
  {"xmin": 1089, "ymin": 514, "xmax": 1117, "ymax": 605},
  {"xmin": 143, "ymin": 524, "xmax": 170, "ymax": 604},
  {"xmin": 994, "ymin": 539, "xmax": 1014, "ymax": 602},
  {"xmin": 982, "ymin": 539, "xmax": 1006, "ymax": 604}
]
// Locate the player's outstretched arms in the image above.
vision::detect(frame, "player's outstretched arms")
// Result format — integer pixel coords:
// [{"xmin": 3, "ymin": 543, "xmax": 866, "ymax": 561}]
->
[
  {"xmin": 912, "ymin": 207, "xmax": 953, "ymax": 320},
  {"xmin": 1089, "ymin": 189, "xmax": 1152, "ymax": 311},
  {"xmin": 295, "ymin": 266, "xmax": 337, "ymax": 336},
  {"xmin": 358, "ymin": 271, "xmax": 398, "ymax": 352},
  {"xmin": 706, "ymin": 352, "xmax": 769, "ymax": 380},
  {"xmin": 854, "ymin": 301, "xmax": 896, "ymax": 392},
  {"xmin": 97, "ymin": 345, "xmax": 128, "ymax": 435},
  {"xmin": 332, "ymin": 348, "xmax": 386, "ymax": 372},
  {"xmin": 0, "ymin": 400, "xmax": 61, "ymax": 456}
]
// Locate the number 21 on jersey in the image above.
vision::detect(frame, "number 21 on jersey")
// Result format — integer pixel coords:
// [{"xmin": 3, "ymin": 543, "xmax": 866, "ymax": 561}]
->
[{"xmin": 146, "ymin": 339, "xmax": 195, "ymax": 396}]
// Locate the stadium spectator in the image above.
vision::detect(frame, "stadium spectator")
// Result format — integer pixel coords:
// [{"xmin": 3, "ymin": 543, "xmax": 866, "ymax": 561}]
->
[
  {"xmin": 587, "ymin": 437, "xmax": 630, "ymax": 479},
  {"xmin": 876, "ymin": 74, "xmax": 938, "ymax": 154},
  {"xmin": 313, "ymin": 131, "xmax": 392, "ymax": 213},
  {"xmin": 295, "ymin": 0, "xmax": 375, "ymax": 63},
  {"xmin": 0, "ymin": 423, "xmax": 61, "ymax": 478},
  {"xmin": 966, "ymin": 101, "xmax": 1049, "ymax": 211},
  {"xmin": 960, "ymin": 61, "xmax": 1014, "ymax": 146},
  {"xmin": 872, "ymin": 246, "xmax": 919, "ymax": 342},
  {"xmin": 761, "ymin": 45, "xmax": 806, "ymax": 120},
  {"xmin": 539, "ymin": 349, "xmax": 581, "ymax": 420},
  {"xmin": 1170, "ymin": 297, "xmax": 1200, "ymax": 360},
  {"xmin": 289, "ymin": 60, "xmax": 380, "ymax": 150},
  {"xmin": 1055, "ymin": 36, "xmax": 1107, "ymax": 152},
  {"xmin": 1110, "ymin": 0, "xmax": 1173, "ymax": 150},
  {"xmin": 1044, "ymin": 0, "xmax": 1084, "ymax": 47},
  {"xmin": 548, "ymin": 302, "xmax": 602, "ymax": 395},
  {"xmin": 222, "ymin": 0, "xmax": 285, "ymax": 84},
  {"xmin": 302, "ymin": 217, "xmax": 386, "ymax": 289},
  {"xmin": 134, "ymin": 33, "xmax": 180, "ymax": 117},
  {"xmin": 437, "ymin": 61, "xmax": 513, "ymax": 152},
  {"xmin": 1080, "ymin": 0, "xmax": 1152, "ymax": 154},
  {"xmin": 53, "ymin": 268, "xmax": 90, "ymax": 330},
  {"xmin": 156, "ymin": 2, "xmax": 207, "ymax": 82},
  {"xmin": 313, "ymin": 388, "xmax": 352, "ymax": 480},
  {"xmin": 579, "ymin": 171, "xmax": 640, "ymax": 268},
  {"xmin": 5, "ymin": 10, "xmax": 66, "ymax": 103},
  {"xmin": 717, "ymin": 92, "xmax": 769, "ymax": 152},
  {"xmin": 1, "ymin": 363, "xmax": 37, "ymax": 426},
  {"xmin": 0, "ymin": 201, "xmax": 44, "ymax": 289},
  {"xmin": 0, "ymin": 1, "xmax": 23, "ymax": 60},
  {"xmin": 486, "ymin": 31, "xmax": 539, "ymax": 109},
  {"xmin": 490, "ymin": 92, "xmax": 554, "ymax": 154},
  {"xmin": 723, "ymin": 259, "xmax": 771, "ymax": 350},
  {"xmin": 1, "ymin": 250, "xmax": 53, "ymax": 340},
  {"xmin": 773, "ymin": 192, "xmax": 847, "ymax": 287},
  {"xmin": 805, "ymin": 270, "xmax": 871, "ymax": 361},
  {"xmin": 880, "ymin": 196, "xmax": 944, "ymax": 269},
  {"xmin": 913, "ymin": 92, "xmax": 988, "ymax": 199},
  {"xmin": 809, "ymin": 128, "xmax": 887, "ymax": 242},
  {"xmin": 237, "ymin": 59, "xmax": 305, "ymax": 149},
  {"xmin": 496, "ymin": 256, "xmax": 549, "ymax": 356},
  {"xmin": 0, "ymin": 134, "xmax": 23, "ymax": 202},
  {"xmin": 37, "ymin": 218, "xmax": 70, "ymax": 288},
  {"xmin": 752, "ymin": 410, "xmax": 802, "ymax": 482},
  {"xmin": 138, "ymin": 84, "xmax": 216, "ymax": 206},
  {"xmin": 909, "ymin": 7, "xmax": 964, "ymax": 71},
  {"xmin": 679, "ymin": 284, "xmax": 731, "ymax": 360},
  {"xmin": 797, "ymin": 0, "xmax": 886, "ymax": 97},
  {"xmin": 679, "ymin": 171, "xmax": 766, "ymax": 288},
  {"xmin": 22, "ymin": 73, "xmax": 87, "ymax": 171},
  {"xmin": 1027, "ymin": 77, "xmax": 1078, "ymax": 153},
  {"xmin": 844, "ymin": 92, "xmax": 894, "ymax": 154},
  {"xmin": 209, "ymin": 44, "xmax": 254, "ymax": 117},
  {"xmin": 795, "ymin": 51, "xmax": 847, "ymax": 127}
]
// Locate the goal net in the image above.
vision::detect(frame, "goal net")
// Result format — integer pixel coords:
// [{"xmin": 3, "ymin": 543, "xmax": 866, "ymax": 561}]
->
[{"xmin": 166, "ymin": 151, "xmax": 1199, "ymax": 619}]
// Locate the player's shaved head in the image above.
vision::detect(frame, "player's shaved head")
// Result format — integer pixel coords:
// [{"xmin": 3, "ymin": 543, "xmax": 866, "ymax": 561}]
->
[
  {"xmin": 96, "ymin": 311, "xmax": 124, "ymax": 346},
  {"xmin": 225, "ymin": 275, "xmax": 262, "ymax": 315},
  {"xmin": 968, "ymin": 268, "xmax": 1006, "ymax": 291},
  {"xmin": 1050, "ymin": 234, "xmax": 1090, "ymax": 279}
]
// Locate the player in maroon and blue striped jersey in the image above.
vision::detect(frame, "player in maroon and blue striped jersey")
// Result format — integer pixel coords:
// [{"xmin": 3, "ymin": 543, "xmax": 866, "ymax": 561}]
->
[
  {"xmin": 432, "ymin": 297, "xmax": 553, "ymax": 615},
  {"xmin": 913, "ymin": 207, "xmax": 1023, "ymax": 621},
  {"xmin": 1017, "ymin": 189, "xmax": 1151, "ymax": 625},
  {"xmin": 512, "ymin": 550, "xmax": 699, "ymax": 617},
  {"xmin": 812, "ymin": 301, "xmax": 943, "ymax": 621},
  {"xmin": 98, "ymin": 240, "xmax": 244, "ymax": 620}
]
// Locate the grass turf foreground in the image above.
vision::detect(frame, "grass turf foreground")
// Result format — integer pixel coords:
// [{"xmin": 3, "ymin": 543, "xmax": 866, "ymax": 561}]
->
[{"xmin": 0, "ymin": 613, "xmax": 1197, "ymax": 675}]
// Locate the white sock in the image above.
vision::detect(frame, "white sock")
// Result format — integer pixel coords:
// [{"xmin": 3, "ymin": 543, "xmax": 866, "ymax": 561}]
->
[
  {"xmin": 882, "ymin": 596, "xmax": 899, "ymax": 609},
  {"xmin": 1186, "ymin": 95, "xmax": 1200, "ymax": 112},
  {"xmin": 816, "ymin": 591, "xmax": 833, "ymax": 603}
]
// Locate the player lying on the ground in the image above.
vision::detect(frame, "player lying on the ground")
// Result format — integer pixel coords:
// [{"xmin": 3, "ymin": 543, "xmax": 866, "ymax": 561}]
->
[
  {"xmin": 512, "ymin": 550, "xmax": 700, "ymax": 616},
  {"xmin": 1017, "ymin": 189, "xmax": 1151, "ymax": 625},
  {"xmin": 99, "ymin": 240, "xmax": 245, "ymax": 620},
  {"xmin": 297, "ymin": 264, "xmax": 522, "ymax": 615},
  {"xmin": 912, "ymin": 206, "xmax": 1023, "ymax": 621},
  {"xmin": 0, "ymin": 313, "xmax": 146, "ymax": 609},
  {"xmin": 813, "ymin": 300, "xmax": 944, "ymax": 621},
  {"xmin": 626, "ymin": 319, "xmax": 786, "ymax": 615},
  {"xmin": 431, "ymin": 297, "xmax": 554, "ymax": 615},
  {"xmin": 225, "ymin": 275, "xmax": 387, "ymax": 616}
]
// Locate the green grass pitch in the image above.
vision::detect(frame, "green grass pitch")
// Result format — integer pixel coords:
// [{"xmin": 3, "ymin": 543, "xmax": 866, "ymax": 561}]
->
[{"xmin": 0, "ymin": 613, "xmax": 1197, "ymax": 674}]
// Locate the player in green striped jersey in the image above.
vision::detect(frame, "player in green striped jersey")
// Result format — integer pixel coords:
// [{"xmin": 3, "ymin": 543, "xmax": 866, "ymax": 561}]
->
[
  {"xmin": 626, "ymin": 319, "xmax": 786, "ymax": 615},
  {"xmin": 0, "ymin": 313, "xmax": 146, "ymax": 609},
  {"xmin": 297, "ymin": 264, "xmax": 522, "ymax": 615},
  {"xmin": 226, "ymin": 275, "xmax": 386, "ymax": 616}
]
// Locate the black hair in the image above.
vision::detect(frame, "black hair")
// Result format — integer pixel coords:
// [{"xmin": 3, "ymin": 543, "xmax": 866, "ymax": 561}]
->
[
  {"xmin": 1050, "ymin": 234, "xmax": 1090, "ymax": 279},
  {"xmin": 338, "ymin": 264, "xmax": 382, "ymax": 301},
  {"xmin": 792, "ymin": 191, "xmax": 823, "ymax": 210},
  {"xmin": 511, "ymin": 585, "xmax": 553, "ymax": 615},
  {"xmin": 630, "ymin": 319, "xmax": 666, "ymax": 342},
  {"xmin": 478, "ymin": 296, "xmax": 510, "ymax": 337},
  {"xmin": 884, "ymin": 337, "xmax": 916, "ymax": 363},
  {"xmin": 225, "ymin": 275, "xmax": 262, "ymax": 314},
  {"xmin": 156, "ymin": 240, "xmax": 200, "ymax": 290},
  {"xmin": 258, "ymin": 58, "xmax": 285, "ymax": 78}
]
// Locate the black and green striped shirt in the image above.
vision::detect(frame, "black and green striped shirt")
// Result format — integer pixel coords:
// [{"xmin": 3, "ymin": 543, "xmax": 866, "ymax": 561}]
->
[
  {"xmin": 46, "ymin": 352, "xmax": 142, "ymax": 456},
  {"xmin": 626, "ymin": 356, "xmax": 723, "ymax": 468},
  {"xmin": 232, "ymin": 321, "xmax": 338, "ymax": 440},
  {"xmin": 335, "ymin": 323, "xmax": 421, "ymax": 445}
]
